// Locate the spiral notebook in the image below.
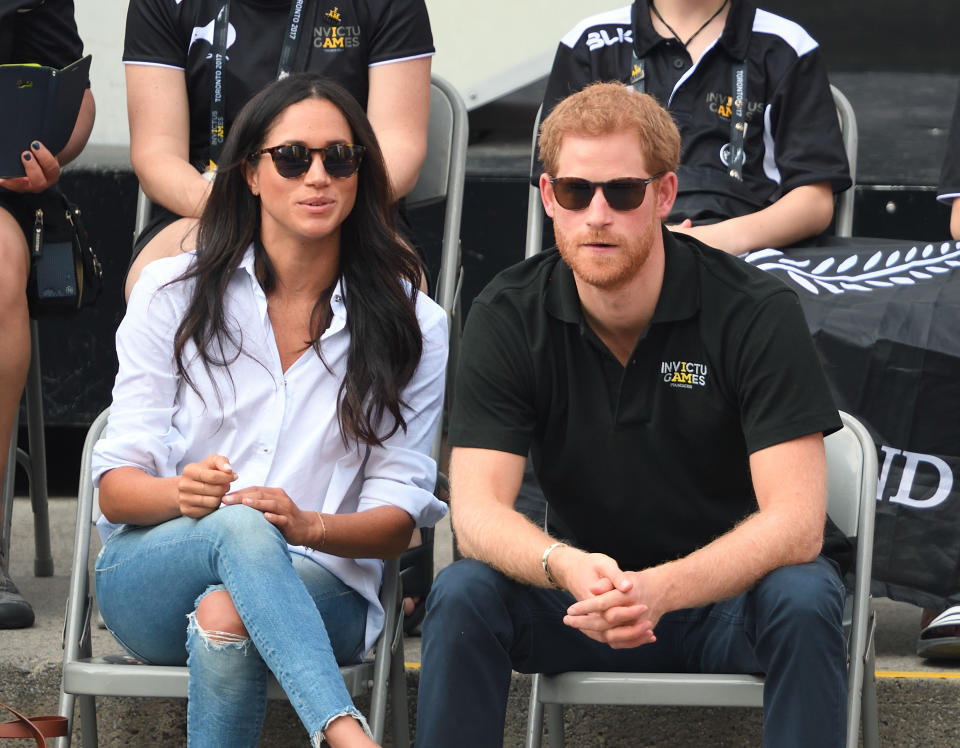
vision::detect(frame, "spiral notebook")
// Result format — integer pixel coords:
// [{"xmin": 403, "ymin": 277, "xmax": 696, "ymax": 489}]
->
[{"xmin": 0, "ymin": 54, "xmax": 91, "ymax": 178}]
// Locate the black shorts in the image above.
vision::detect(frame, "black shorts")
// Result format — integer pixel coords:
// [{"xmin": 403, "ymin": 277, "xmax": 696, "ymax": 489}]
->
[
  {"xmin": 131, "ymin": 201, "xmax": 182, "ymax": 264},
  {"xmin": 0, "ymin": 187, "xmax": 67, "ymax": 259}
]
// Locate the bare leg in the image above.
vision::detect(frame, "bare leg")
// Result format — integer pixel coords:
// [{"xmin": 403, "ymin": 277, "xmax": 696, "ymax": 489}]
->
[
  {"xmin": 0, "ymin": 208, "xmax": 34, "ymax": 629},
  {"xmin": 124, "ymin": 216, "xmax": 200, "ymax": 301}
]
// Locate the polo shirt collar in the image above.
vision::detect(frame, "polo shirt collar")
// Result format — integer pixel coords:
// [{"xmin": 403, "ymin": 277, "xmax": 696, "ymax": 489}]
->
[
  {"xmin": 544, "ymin": 227, "xmax": 700, "ymax": 329},
  {"xmin": 632, "ymin": 0, "xmax": 756, "ymax": 61}
]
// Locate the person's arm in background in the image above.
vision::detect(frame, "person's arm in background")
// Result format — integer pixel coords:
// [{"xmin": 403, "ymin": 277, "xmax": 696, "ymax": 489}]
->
[
  {"xmin": 669, "ymin": 182, "xmax": 835, "ymax": 255},
  {"xmin": 126, "ymin": 64, "xmax": 211, "ymax": 219},
  {"xmin": 367, "ymin": 57, "xmax": 431, "ymax": 199}
]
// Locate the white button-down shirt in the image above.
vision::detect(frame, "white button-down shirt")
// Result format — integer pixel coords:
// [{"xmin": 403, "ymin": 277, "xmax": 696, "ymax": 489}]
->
[{"xmin": 93, "ymin": 248, "xmax": 449, "ymax": 651}]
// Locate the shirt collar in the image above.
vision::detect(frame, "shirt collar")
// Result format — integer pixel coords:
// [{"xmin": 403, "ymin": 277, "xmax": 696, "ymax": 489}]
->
[
  {"xmin": 544, "ymin": 227, "xmax": 701, "ymax": 329},
  {"xmin": 632, "ymin": 0, "xmax": 755, "ymax": 61}
]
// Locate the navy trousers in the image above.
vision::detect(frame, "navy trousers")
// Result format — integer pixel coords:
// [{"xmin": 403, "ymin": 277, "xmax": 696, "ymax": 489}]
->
[{"xmin": 415, "ymin": 555, "xmax": 847, "ymax": 747}]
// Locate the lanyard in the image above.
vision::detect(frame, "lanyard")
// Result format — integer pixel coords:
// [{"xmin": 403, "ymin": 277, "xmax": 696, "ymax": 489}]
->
[
  {"xmin": 207, "ymin": 0, "xmax": 314, "ymax": 171},
  {"xmin": 630, "ymin": 50, "xmax": 748, "ymax": 182}
]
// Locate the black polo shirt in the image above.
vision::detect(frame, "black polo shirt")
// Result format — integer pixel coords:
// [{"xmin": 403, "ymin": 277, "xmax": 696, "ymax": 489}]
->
[
  {"xmin": 539, "ymin": 0, "xmax": 851, "ymax": 224},
  {"xmin": 449, "ymin": 229, "xmax": 841, "ymax": 572},
  {"xmin": 123, "ymin": 0, "xmax": 434, "ymax": 171}
]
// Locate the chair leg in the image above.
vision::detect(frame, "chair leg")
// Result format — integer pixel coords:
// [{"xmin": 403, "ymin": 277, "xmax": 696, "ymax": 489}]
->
[
  {"xmin": 861, "ymin": 640, "xmax": 880, "ymax": 748},
  {"xmin": 79, "ymin": 694, "xmax": 97, "ymax": 747},
  {"xmin": 55, "ymin": 691, "xmax": 75, "ymax": 748},
  {"xmin": 389, "ymin": 637, "xmax": 410, "ymax": 748},
  {"xmin": 0, "ymin": 417, "xmax": 16, "ymax": 562},
  {"xmin": 25, "ymin": 321, "xmax": 53, "ymax": 577},
  {"xmin": 524, "ymin": 674, "xmax": 544, "ymax": 748},
  {"xmin": 545, "ymin": 703, "xmax": 565, "ymax": 748}
]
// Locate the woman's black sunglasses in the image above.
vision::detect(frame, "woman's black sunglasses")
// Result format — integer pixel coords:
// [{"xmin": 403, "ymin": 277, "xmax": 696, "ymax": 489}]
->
[
  {"xmin": 251, "ymin": 143, "xmax": 366, "ymax": 179},
  {"xmin": 549, "ymin": 173, "xmax": 664, "ymax": 211}
]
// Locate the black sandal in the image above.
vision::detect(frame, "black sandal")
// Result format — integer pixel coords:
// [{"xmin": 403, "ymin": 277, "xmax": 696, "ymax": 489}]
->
[{"xmin": 400, "ymin": 526, "xmax": 434, "ymax": 635}]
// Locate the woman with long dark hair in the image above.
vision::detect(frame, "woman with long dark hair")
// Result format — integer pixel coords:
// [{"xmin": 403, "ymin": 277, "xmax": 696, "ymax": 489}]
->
[{"xmin": 91, "ymin": 74, "xmax": 448, "ymax": 747}]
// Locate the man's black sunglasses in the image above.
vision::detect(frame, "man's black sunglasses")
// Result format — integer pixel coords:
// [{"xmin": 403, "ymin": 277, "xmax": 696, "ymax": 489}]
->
[
  {"xmin": 549, "ymin": 173, "xmax": 664, "ymax": 211},
  {"xmin": 251, "ymin": 143, "xmax": 366, "ymax": 179}
]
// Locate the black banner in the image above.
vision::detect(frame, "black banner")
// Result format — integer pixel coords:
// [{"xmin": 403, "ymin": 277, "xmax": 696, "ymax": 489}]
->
[{"xmin": 747, "ymin": 240, "xmax": 960, "ymax": 610}]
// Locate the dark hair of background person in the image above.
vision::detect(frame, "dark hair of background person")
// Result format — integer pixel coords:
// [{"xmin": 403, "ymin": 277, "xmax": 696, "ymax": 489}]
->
[{"xmin": 170, "ymin": 73, "xmax": 424, "ymax": 447}]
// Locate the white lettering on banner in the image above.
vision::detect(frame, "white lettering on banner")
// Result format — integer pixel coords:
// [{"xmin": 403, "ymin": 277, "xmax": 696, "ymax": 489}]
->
[{"xmin": 878, "ymin": 445, "xmax": 954, "ymax": 509}]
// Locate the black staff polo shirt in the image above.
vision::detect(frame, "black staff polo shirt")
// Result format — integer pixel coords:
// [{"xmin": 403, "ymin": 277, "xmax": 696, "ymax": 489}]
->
[
  {"xmin": 539, "ymin": 1, "xmax": 851, "ymax": 223},
  {"xmin": 450, "ymin": 229, "xmax": 841, "ymax": 571}
]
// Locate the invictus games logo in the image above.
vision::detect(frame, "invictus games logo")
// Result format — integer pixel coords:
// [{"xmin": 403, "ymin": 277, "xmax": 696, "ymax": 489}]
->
[
  {"xmin": 705, "ymin": 92, "xmax": 764, "ymax": 121},
  {"xmin": 316, "ymin": 7, "xmax": 360, "ymax": 49},
  {"xmin": 661, "ymin": 360, "xmax": 708, "ymax": 389}
]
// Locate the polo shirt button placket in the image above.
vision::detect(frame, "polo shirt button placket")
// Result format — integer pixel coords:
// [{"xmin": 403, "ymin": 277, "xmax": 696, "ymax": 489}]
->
[{"xmin": 672, "ymin": 57, "xmax": 685, "ymax": 70}]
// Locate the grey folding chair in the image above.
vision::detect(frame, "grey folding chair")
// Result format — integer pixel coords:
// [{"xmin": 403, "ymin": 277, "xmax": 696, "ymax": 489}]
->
[
  {"xmin": 406, "ymin": 74, "xmax": 468, "ymax": 447},
  {"xmin": 525, "ymin": 410, "xmax": 879, "ymax": 748},
  {"xmin": 830, "ymin": 84, "xmax": 858, "ymax": 238},
  {"xmin": 524, "ymin": 84, "xmax": 859, "ymax": 252},
  {"xmin": 57, "ymin": 409, "xmax": 410, "ymax": 747},
  {"xmin": 1, "ymin": 318, "xmax": 54, "ymax": 577}
]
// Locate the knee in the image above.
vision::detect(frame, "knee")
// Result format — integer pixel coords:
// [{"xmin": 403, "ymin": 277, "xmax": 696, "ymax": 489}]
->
[
  {"xmin": 195, "ymin": 589, "xmax": 248, "ymax": 639},
  {"xmin": 202, "ymin": 504, "xmax": 285, "ymax": 552},
  {"xmin": 755, "ymin": 559, "xmax": 845, "ymax": 635},
  {"xmin": 426, "ymin": 559, "xmax": 511, "ymax": 630}
]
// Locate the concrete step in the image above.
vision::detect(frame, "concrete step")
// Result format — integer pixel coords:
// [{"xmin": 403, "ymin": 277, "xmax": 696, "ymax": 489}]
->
[{"xmin": 4, "ymin": 497, "xmax": 960, "ymax": 746}]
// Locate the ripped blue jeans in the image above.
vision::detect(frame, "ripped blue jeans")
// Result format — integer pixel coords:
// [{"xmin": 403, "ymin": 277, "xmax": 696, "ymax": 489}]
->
[{"xmin": 95, "ymin": 504, "xmax": 368, "ymax": 747}]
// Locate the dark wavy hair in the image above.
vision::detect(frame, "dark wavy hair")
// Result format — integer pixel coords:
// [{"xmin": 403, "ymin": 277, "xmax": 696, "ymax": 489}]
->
[{"xmin": 171, "ymin": 73, "xmax": 424, "ymax": 446}]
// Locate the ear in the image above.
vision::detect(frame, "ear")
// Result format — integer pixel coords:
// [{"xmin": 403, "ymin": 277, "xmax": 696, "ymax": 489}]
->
[
  {"xmin": 539, "ymin": 172, "xmax": 557, "ymax": 219},
  {"xmin": 244, "ymin": 160, "xmax": 260, "ymax": 197},
  {"xmin": 655, "ymin": 171, "xmax": 678, "ymax": 221}
]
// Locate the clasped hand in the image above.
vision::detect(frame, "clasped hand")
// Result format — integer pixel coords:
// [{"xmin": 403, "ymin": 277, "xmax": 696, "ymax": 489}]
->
[
  {"xmin": 559, "ymin": 551, "xmax": 661, "ymax": 650},
  {"xmin": 179, "ymin": 455, "xmax": 319, "ymax": 546}
]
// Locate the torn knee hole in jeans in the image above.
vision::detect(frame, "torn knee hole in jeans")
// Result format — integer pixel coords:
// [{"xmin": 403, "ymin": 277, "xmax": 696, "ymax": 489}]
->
[{"xmin": 187, "ymin": 611, "xmax": 253, "ymax": 652}]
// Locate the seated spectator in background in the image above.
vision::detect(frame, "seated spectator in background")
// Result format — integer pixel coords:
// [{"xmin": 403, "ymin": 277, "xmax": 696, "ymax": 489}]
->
[
  {"xmin": 539, "ymin": 0, "xmax": 851, "ymax": 255},
  {"xmin": 0, "ymin": 0, "xmax": 95, "ymax": 629},
  {"xmin": 93, "ymin": 74, "xmax": 447, "ymax": 747},
  {"xmin": 122, "ymin": 0, "xmax": 434, "ymax": 299},
  {"xmin": 416, "ymin": 83, "xmax": 847, "ymax": 747}
]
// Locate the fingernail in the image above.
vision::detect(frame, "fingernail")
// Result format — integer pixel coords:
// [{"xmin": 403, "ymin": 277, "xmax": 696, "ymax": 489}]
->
[
  {"xmin": 31, "ymin": 141, "xmax": 40, "ymax": 150},
  {"xmin": 223, "ymin": 461, "xmax": 233, "ymax": 471},
  {"xmin": 23, "ymin": 152, "xmax": 32, "ymax": 161}
]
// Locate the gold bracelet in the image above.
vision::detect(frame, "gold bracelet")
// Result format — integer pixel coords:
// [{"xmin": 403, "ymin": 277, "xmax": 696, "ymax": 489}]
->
[
  {"xmin": 316, "ymin": 512, "xmax": 327, "ymax": 549},
  {"xmin": 541, "ymin": 542, "xmax": 567, "ymax": 589}
]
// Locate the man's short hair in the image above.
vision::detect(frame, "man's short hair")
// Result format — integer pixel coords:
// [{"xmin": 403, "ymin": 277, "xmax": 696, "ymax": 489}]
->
[{"xmin": 539, "ymin": 82, "xmax": 681, "ymax": 177}]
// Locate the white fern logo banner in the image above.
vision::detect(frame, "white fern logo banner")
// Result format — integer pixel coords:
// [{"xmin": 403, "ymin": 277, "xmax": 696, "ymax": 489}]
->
[{"xmin": 744, "ymin": 241, "xmax": 960, "ymax": 295}]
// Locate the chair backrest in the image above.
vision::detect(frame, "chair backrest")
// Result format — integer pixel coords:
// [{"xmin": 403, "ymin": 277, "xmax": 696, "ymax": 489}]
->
[
  {"xmin": 407, "ymin": 75, "xmax": 468, "ymax": 324},
  {"xmin": 830, "ymin": 84, "xmax": 858, "ymax": 238},
  {"xmin": 524, "ymin": 84, "xmax": 860, "ymax": 252},
  {"xmin": 825, "ymin": 410, "xmax": 875, "ymax": 538}
]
